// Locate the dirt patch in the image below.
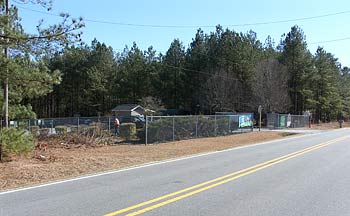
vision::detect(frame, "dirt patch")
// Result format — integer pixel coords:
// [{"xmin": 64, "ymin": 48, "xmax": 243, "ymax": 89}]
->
[{"xmin": 0, "ymin": 131, "xmax": 297, "ymax": 191}]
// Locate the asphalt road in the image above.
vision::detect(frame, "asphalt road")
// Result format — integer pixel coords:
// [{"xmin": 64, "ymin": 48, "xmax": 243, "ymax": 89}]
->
[{"xmin": 1, "ymin": 129, "xmax": 350, "ymax": 216}]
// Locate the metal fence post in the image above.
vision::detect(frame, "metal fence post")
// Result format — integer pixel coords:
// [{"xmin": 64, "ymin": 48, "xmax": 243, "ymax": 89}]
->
[
  {"xmin": 195, "ymin": 115, "xmax": 198, "ymax": 138},
  {"xmin": 77, "ymin": 117, "xmax": 80, "ymax": 132},
  {"xmin": 228, "ymin": 116, "xmax": 231, "ymax": 134},
  {"xmin": 251, "ymin": 114, "xmax": 254, "ymax": 132},
  {"xmin": 172, "ymin": 116, "xmax": 175, "ymax": 141},
  {"xmin": 145, "ymin": 116, "xmax": 148, "ymax": 145},
  {"xmin": 240, "ymin": 115, "xmax": 242, "ymax": 131},
  {"xmin": 108, "ymin": 117, "xmax": 111, "ymax": 133},
  {"xmin": 214, "ymin": 115, "xmax": 217, "ymax": 136},
  {"xmin": 51, "ymin": 119, "xmax": 54, "ymax": 134}
]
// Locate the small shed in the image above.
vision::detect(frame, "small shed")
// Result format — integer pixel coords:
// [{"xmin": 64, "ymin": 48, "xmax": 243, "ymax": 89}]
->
[{"xmin": 111, "ymin": 104, "xmax": 145, "ymax": 117}]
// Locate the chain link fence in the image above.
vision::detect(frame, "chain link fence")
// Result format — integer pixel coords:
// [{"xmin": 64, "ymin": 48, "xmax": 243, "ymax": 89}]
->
[
  {"xmin": 2, "ymin": 117, "xmax": 114, "ymax": 135},
  {"xmin": 1, "ymin": 114, "xmax": 254, "ymax": 144},
  {"xmin": 266, "ymin": 113, "xmax": 309, "ymax": 129},
  {"xmin": 145, "ymin": 114, "xmax": 254, "ymax": 144}
]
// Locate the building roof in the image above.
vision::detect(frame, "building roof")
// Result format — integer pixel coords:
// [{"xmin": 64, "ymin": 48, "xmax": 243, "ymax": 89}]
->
[{"xmin": 111, "ymin": 104, "xmax": 144, "ymax": 112}]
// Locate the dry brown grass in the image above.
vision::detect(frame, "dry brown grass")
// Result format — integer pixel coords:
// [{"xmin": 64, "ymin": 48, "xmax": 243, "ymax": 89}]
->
[
  {"xmin": 310, "ymin": 121, "xmax": 350, "ymax": 130},
  {"xmin": 0, "ymin": 131, "xmax": 296, "ymax": 191}
]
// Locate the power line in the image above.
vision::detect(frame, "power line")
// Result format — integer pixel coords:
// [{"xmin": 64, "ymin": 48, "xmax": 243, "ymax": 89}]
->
[
  {"xmin": 16, "ymin": 5, "xmax": 350, "ymax": 28},
  {"xmin": 16, "ymin": 5, "xmax": 350, "ymax": 47},
  {"xmin": 309, "ymin": 37, "xmax": 350, "ymax": 44}
]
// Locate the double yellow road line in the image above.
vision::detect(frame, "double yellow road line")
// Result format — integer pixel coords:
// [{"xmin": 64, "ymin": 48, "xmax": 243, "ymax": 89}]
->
[{"xmin": 105, "ymin": 136, "xmax": 348, "ymax": 216}]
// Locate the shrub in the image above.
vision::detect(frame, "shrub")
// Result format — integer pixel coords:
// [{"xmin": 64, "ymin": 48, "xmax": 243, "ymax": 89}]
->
[
  {"xmin": 0, "ymin": 128, "xmax": 34, "ymax": 161},
  {"xmin": 70, "ymin": 126, "xmax": 79, "ymax": 133},
  {"xmin": 119, "ymin": 123, "xmax": 136, "ymax": 141},
  {"xmin": 145, "ymin": 116, "xmax": 236, "ymax": 144},
  {"xmin": 146, "ymin": 118, "xmax": 173, "ymax": 143},
  {"xmin": 81, "ymin": 122, "xmax": 104, "ymax": 136},
  {"xmin": 101, "ymin": 129, "xmax": 112, "ymax": 136},
  {"xmin": 84, "ymin": 126, "xmax": 101, "ymax": 136},
  {"xmin": 30, "ymin": 126, "xmax": 40, "ymax": 136},
  {"xmin": 39, "ymin": 128, "xmax": 50, "ymax": 135},
  {"xmin": 18, "ymin": 121, "xmax": 29, "ymax": 130},
  {"xmin": 76, "ymin": 124, "xmax": 88, "ymax": 134},
  {"xmin": 137, "ymin": 128, "xmax": 146, "ymax": 143},
  {"xmin": 55, "ymin": 126, "xmax": 68, "ymax": 135}
]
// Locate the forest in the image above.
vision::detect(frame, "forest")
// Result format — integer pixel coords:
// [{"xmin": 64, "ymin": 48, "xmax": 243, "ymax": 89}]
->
[
  {"xmin": 27, "ymin": 25, "xmax": 350, "ymax": 123},
  {"xmin": 0, "ymin": 2, "xmax": 349, "ymax": 123}
]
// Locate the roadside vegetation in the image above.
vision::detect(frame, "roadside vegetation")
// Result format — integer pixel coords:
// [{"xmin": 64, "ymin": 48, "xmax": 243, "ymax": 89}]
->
[{"xmin": 0, "ymin": 128, "xmax": 34, "ymax": 161}]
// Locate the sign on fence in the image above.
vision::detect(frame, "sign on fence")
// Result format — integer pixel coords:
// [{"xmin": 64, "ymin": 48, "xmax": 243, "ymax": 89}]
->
[
  {"xmin": 239, "ymin": 114, "xmax": 253, "ymax": 128},
  {"xmin": 280, "ymin": 116, "xmax": 286, "ymax": 127}
]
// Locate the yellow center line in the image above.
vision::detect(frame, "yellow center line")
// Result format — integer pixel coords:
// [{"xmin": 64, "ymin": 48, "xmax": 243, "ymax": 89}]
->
[{"xmin": 104, "ymin": 136, "xmax": 348, "ymax": 216}]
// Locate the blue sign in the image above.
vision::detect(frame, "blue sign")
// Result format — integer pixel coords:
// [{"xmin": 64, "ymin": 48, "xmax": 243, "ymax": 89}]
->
[{"xmin": 239, "ymin": 114, "xmax": 253, "ymax": 128}]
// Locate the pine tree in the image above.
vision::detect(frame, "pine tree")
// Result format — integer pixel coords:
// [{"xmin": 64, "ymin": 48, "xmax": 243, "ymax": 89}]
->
[
  {"xmin": 85, "ymin": 39, "xmax": 116, "ymax": 115},
  {"xmin": 339, "ymin": 67, "xmax": 350, "ymax": 119},
  {"xmin": 184, "ymin": 29, "xmax": 208, "ymax": 111},
  {"xmin": 159, "ymin": 39, "xmax": 186, "ymax": 109},
  {"xmin": 313, "ymin": 47, "xmax": 342, "ymax": 122},
  {"xmin": 279, "ymin": 25, "xmax": 315, "ymax": 114},
  {"xmin": 117, "ymin": 42, "xmax": 149, "ymax": 104}
]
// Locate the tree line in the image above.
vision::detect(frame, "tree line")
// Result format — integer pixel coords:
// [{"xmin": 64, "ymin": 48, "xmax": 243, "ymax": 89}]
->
[{"xmin": 3, "ymin": 24, "xmax": 350, "ymax": 122}]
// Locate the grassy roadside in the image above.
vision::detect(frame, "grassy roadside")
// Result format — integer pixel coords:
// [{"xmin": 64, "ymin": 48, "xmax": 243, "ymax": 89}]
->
[
  {"xmin": 0, "ymin": 131, "xmax": 298, "ymax": 191},
  {"xmin": 310, "ymin": 121, "xmax": 350, "ymax": 130}
]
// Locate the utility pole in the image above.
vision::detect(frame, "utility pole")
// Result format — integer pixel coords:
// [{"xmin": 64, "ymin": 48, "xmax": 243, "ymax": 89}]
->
[
  {"xmin": 1, "ymin": 0, "xmax": 9, "ymax": 161},
  {"xmin": 4, "ymin": 0, "xmax": 9, "ymax": 128}
]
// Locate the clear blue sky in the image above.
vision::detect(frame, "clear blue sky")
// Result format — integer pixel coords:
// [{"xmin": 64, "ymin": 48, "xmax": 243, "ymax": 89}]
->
[{"xmin": 15, "ymin": 0, "xmax": 350, "ymax": 67}]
